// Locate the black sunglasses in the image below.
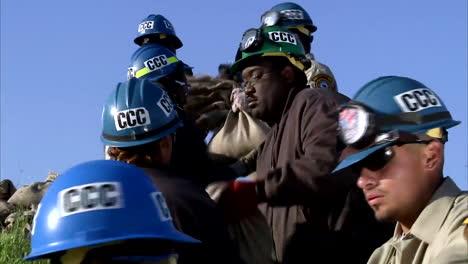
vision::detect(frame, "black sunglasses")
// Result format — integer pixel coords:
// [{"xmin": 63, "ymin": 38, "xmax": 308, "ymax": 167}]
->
[{"xmin": 357, "ymin": 139, "xmax": 433, "ymax": 171}]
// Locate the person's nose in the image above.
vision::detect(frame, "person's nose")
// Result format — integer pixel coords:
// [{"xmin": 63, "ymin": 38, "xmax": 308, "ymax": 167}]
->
[
  {"xmin": 243, "ymin": 81, "xmax": 255, "ymax": 96},
  {"xmin": 357, "ymin": 167, "xmax": 379, "ymax": 191}
]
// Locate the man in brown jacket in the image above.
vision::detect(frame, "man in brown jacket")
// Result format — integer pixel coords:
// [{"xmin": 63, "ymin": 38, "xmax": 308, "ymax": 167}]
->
[{"xmin": 229, "ymin": 26, "xmax": 392, "ymax": 263}]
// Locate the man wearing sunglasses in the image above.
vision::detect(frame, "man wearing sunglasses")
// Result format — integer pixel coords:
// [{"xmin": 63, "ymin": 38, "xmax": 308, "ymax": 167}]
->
[
  {"xmin": 334, "ymin": 76, "xmax": 468, "ymax": 264},
  {"xmin": 260, "ymin": 2, "xmax": 338, "ymax": 92}
]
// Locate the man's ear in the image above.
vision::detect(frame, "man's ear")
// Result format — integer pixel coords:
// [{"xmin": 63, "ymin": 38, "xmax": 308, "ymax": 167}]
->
[
  {"xmin": 280, "ymin": 65, "xmax": 295, "ymax": 84},
  {"xmin": 159, "ymin": 135, "xmax": 173, "ymax": 165},
  {"xmin": 423, "ymin": 140, "xmax": 444, "ymax": 171}
]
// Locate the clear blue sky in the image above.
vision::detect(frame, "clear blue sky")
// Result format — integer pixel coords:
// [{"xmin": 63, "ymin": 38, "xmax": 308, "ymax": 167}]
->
[{"xmin": 1, "ymin": 0, "xmax": 467, "ymax": 189}]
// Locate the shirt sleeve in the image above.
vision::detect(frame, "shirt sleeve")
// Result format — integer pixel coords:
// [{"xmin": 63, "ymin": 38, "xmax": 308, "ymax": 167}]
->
[
  {"xmin": 431, "ymin": 225, "xmax": 468, "ymax": 263},
  {"xmin": 306, "ymin": 60, "xmax": 338, "ymax": 92},
  {"xmin": 431, "ymin": 195, "xmax": 468, "ymax": 264},
  {"xmin": 259, "ymin": 93, "xmax": 354, "ymax": 206}
]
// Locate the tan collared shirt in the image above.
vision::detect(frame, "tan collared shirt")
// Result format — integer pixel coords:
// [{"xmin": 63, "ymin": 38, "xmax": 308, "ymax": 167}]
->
[
  {"xmin": 367, "ymin": 177, "xmax": 468, "ymax": 264},
  {"xmin": 305, "ymin": 53, "xmax": 338, "ymax": 92}
]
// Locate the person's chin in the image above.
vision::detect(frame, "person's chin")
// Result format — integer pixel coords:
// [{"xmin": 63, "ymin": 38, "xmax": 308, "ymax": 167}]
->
[
  {"xmin": 373, "ymin": 206, "xmax": 395, "ymax": 222},
  {"xmin": 250, "ymin": 108, "xmax": 266, "ymax": 121}
]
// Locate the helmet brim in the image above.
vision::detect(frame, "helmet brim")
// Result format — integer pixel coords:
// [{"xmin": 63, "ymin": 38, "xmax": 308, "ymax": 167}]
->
[
  {"xmin": 306, "ymin": 25, "xmax": 317, "ymax": 33},
  {"xmin": 334, "ymin": 117, "xmax": 461, "ymax": 173},
  {"xmin": 25, "ymin": 231, "xmax": 200, "ymax": 261},
  {"xmin": 231, "ymin": 51, "xmax": 305, "ymax": 73},
  {"xmin": 231, "ymin": 52, "xmax": 262, "ymax": 73},
  {"xmin": 134, "ymin": 35, "xmax": 183, "ymax": 49},
  {"xmin": 332, "ymin": 142, "xmax": 393, "ymax": 173}
]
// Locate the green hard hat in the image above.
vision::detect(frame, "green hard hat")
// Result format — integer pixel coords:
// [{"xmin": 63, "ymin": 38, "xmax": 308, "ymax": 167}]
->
[{"xmin": 231, "ymin": 25, "xmax": 308, "ymax": 73}]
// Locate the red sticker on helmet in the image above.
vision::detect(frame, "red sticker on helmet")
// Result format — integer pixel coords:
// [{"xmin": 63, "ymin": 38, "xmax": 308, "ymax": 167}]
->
[{"xmin": 339, "ymin": 107, "xmax": 370, "ymax": 144}]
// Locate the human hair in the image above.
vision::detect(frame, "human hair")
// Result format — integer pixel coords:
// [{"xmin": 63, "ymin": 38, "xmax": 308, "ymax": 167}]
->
[
  {"xmin": 107, "ymin": 140, "xmax": 164, "ymax": 168},
  {"xmin": 434, "ymin": 140, "xmax": 445, "ymax": 177}
]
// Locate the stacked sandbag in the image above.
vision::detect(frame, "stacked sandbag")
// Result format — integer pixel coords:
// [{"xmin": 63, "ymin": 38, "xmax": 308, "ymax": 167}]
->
[
  {"xmin": 1, "ymin": 172, "xmax": 58, "ymax": 232},
  {"xmin": 0, "ymin": 179, "xmax": 16, "ymax": 229},
  {"xmin": 0, "ymin": 179, "xmax": 16, "ymax": 201},
  {"xmin": 8, "ymin": 182, "xmax": 52, "ymax": 208},
  {"xmin": 185, "ymin": 75, "xmax": 238, "ymax": 133},
  {"xmin": 0, "ymin": 200, "xmax": 13, "ymax": 229},
  {"xmin": 3, "ymin": 205, "xmax": 37, "ymax": 233}
]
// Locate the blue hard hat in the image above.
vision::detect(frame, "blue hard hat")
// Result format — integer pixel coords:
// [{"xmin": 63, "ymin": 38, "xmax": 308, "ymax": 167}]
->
[
  {"xmin": 268, "ymin": 2, "xmax": 317, "ymax": 33},
  {"xmin": 127, "ymin": 43, "xmax": 187, "ymax": 81},
  {"xmin": 101, "ymin": 78, "xmax": 182, "ymax": 148},
  {"xmin": 334, "ymin": 76, "xmax": 461, "ymax": 172},
  {"xmin": 134, "ymin": 14, "xmax": 183, "ymax": 49},
  {"xmin": 25, "ymin": 160, "xmax": 199, "ymax": 260}
]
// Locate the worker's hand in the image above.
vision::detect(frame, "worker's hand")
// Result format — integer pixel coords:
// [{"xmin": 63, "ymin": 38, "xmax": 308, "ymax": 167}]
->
[
  {"xmin": 206, "ymin": 180, "xmax": 231, "ymax": 202},
  {"xmin": 206, "ymin": 178, "xmax": 260, "ymax": 222},
  {"xmin": 230, "ymin": 88, "xmax": 247, "ymax": 113}
]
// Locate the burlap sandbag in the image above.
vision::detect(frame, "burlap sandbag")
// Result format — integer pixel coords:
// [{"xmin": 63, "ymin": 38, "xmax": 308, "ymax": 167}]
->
[
  {"xmin": 208, "ymin": 110, "xmax": 270, "ymax": 164},
  {"xmin": 208, "ymin": 110, "xmax": 276, "ymax": 264}
]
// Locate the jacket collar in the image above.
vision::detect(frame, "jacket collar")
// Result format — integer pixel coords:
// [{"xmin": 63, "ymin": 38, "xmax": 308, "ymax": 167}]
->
[
  {"xmin": 395, "ymin": 177, "xmax": 461, "ymax": 243},
  {"xmin": 279, "ymin": 86, "xmax": 305, "ymax": 121}
]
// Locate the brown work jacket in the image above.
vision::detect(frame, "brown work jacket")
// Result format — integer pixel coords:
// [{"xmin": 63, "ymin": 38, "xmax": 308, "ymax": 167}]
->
[{"xmin": 256, "ymin": 87, "xmax": 392, "ymax": 263}]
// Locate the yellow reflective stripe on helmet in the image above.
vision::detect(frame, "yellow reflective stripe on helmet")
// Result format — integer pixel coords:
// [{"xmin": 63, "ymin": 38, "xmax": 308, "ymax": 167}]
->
[
  {"xmin": 135, "ymin": 67, "xmax": 151, "ymax": 78},
  {"xmin": 159, "ymin": 34, "xmax": 168, "ymax": 39},
  {"xmin": 426, "ymin": 127, "xmax": 443, "ymax": 138},
  {"xmin": 60, "ymin": 241, "xmax": 125, "ymax": 264},
  {"xmin": 167, "ymin": 56, "xmax": 179, "ymax": 64},
  {"xmin": 290, "ymin": 25, "xmax": 311, "ymax": 36},
  {"xmin": 262, "ymin": 52, "xmax": 305, "ymax": 71},
  {"xmin": 135, "ymin": 56, "xmax": 180, "ymax": 78},
  {"xmin": 60, "ymin": 247, "xmax": 91, "ymax": 264}
]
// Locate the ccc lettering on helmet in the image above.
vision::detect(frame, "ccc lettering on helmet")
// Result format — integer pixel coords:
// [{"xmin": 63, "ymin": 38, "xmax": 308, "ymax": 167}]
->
[
  {"xmin": 157, "ymin": 92, "xmax": 174, "ymax": 117},
  {"xmin": 394, "ymin": 88, "xmax": 442, "ymax": 112},
  {"xmin": 151, "ymin": 192, "xmax": 172, "ymax": 221},
  {"xmin": 280, "ymin": 9, "xmax": 304, "ymax": 20},
  {"xmin": 138, "ymin": 21, "xmax": 154, "ymax": 33},
  {"xmin": 59, "ymin": 182, "xmax": 123, "ymax": 217},
  {"xmin": 114, "ymin": 107, "xmax": 151, "ymax": 131},
  {"xmin": 268, "ymin": 31, "xmax": 297, "ymax": 45},
  {"xmin": 144, "ymin": 55, "xmax": 168, "ymax": 71}
]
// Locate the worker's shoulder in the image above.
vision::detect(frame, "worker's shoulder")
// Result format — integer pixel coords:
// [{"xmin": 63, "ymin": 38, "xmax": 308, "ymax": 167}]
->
[
  {"xmin": 294, "ymin": 88, "xmax": 349, "ymax": 107},
  {"xmin": 446, "ymin": 191, "xmax": 468, "ymax": 226}
]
